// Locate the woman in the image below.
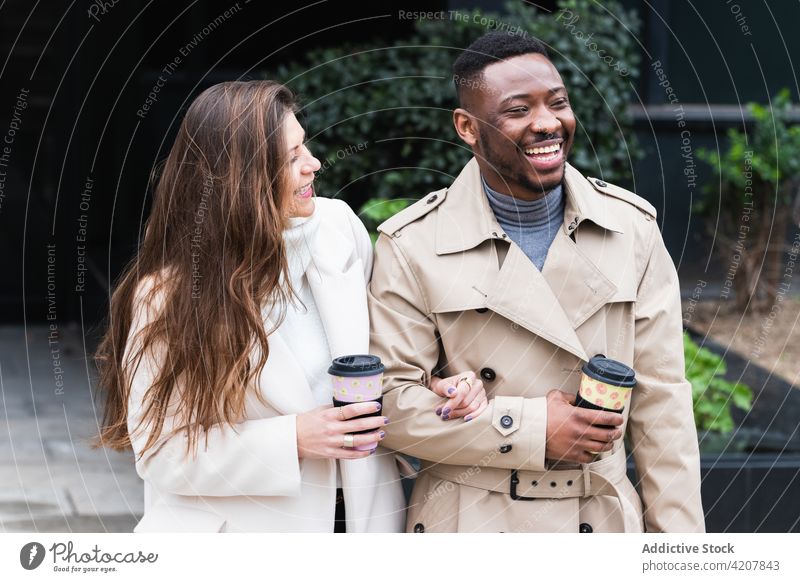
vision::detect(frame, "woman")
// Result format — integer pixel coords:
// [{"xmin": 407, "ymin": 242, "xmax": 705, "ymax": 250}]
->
[{"xmin": 96, "ymin": 80, "xmax": 484, "ymax": 533}]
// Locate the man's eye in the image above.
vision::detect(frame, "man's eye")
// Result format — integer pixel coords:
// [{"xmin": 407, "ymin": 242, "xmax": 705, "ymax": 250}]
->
[
  {"xmin": 552, "ymin": 99, "xmax": 569, "ymax": 108},
  {"xmin": 508, "ymin": 106, "xmax": 528, "ymax": 114}
]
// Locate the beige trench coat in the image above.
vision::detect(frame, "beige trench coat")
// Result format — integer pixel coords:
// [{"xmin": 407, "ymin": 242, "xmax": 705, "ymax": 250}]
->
[{"xmin": 368, "ymin": 158, "xmax": 704, "ymax": 533}]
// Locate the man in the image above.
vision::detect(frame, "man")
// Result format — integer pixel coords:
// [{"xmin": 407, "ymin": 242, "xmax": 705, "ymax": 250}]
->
[{"xmin": 368, "ymin": 31, "xmax": 704, "ymax": 533}]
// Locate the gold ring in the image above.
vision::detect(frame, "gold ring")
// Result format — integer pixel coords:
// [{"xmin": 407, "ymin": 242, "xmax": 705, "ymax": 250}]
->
[
  {"xmin": 459, "ymin": 376, "xmax": 473, "ymax": 389},
  {"xmin": 343, "ymin": 434, "xmax": 355, "ymax": 448},
  {"xmin": 338, "ymin": 407, "xmax": 346, "ymax": 422}
]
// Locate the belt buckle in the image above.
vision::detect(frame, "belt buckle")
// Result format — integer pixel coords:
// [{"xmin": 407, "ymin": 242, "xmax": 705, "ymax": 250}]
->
[{"xmin": 509, "ymin": 470, "xmax": 537, "ymax": 501}]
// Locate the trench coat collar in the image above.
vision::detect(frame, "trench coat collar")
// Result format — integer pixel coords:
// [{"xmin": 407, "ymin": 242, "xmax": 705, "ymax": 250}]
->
[
  {"xmin": 435, "ymin": 158, "xmax": 623, "ymax": 363},
  {"xmin": 435, "ymin": 158, "xmax": 623, "ymax": 256}
]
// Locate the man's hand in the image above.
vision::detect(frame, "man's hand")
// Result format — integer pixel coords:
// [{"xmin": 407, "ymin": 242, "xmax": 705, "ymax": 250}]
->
[{"xmin": 545, "ymin": 390, "xmax": 624, "ymax": 464}]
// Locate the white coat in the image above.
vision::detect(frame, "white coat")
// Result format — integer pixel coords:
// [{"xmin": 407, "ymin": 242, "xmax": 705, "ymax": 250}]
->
[{"xmin": 127, "ymin": 198, "xmax": 406, "ymax": 532}]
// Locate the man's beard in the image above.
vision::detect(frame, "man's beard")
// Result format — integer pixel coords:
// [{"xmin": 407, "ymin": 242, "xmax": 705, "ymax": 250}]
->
[{"xmin": 478, "ymin": 132, "xmax": 564, "ymax": 197}]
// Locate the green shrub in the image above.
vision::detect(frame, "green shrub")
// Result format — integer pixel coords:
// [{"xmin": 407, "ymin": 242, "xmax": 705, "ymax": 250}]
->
[
  {"xmin": 684, "ymin": 332, "xmax": 753, "ymax": 434},
  {"xmin": 270, "ymin": 0, "xmax": 641, "ymax": 234}
]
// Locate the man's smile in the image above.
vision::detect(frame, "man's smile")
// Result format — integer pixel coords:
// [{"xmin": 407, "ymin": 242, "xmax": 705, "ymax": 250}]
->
[{"xmin": 522, "ymin": 138, "xmax": 565, "ymax": 171}]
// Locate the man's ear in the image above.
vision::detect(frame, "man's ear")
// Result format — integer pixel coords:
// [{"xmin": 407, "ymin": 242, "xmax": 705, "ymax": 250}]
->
[{"xmin": 453, "ymin": 108, "xmax": 478, "ymax": 148}]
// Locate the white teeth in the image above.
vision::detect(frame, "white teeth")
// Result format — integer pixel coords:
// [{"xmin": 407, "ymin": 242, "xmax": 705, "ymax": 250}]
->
[{"xmin": 525, "ymin": 143, "xmax": 561, "ymax": 155}]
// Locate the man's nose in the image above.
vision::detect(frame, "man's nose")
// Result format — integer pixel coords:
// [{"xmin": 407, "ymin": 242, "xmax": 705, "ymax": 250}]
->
[{"xmin": 530, "ymin": 109, "xmax": 559, "ymax": 134}]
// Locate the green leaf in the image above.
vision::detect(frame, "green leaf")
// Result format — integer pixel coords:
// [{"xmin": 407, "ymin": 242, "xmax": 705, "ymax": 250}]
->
[{"xmin": 684, "ymin": 332, "xmax": 753, "ymax": 435}]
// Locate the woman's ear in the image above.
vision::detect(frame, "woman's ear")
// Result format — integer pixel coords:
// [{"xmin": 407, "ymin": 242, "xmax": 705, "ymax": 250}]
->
[{"xmin": 453, "ymin": 108, "xmax": 478, "ymax": 148}]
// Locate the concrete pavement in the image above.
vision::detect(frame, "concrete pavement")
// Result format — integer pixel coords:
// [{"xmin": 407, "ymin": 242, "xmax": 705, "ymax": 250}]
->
[{"xmin": 1, "ymin": 324, "xmax": 143, "ymax": 532}]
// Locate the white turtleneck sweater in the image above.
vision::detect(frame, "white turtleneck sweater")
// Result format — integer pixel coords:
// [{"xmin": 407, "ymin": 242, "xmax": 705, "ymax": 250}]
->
[
  {"xmin": 279, "ymin": 209, "xmax": 334, "ymax": 408},
  {"xmin": 279, "ymin": 207, "xmax": 347, "ymax": 487}
]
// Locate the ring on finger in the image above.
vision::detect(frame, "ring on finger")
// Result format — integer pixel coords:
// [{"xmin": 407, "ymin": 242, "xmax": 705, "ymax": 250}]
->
[
  {"xmin": 338, "ymin": 407, "xmax": 346, "ymax": 422},
  {"xmin": 459, "ymin": 376, "xmax": 473, "ymax": 389},
  {"xmin": 342, "ymin": 433, "xmax": 355, "ymax": 449}
]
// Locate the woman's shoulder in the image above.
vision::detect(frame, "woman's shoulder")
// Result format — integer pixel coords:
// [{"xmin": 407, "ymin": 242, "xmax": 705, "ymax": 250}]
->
[
  {"xmin": 314, "ymin": 197, "xmax": 366, "ymax": 238},
  {"xmin": 313, "ymin": 197, "xmax": 372, "ymax": 267},
  {"xmin": 313, "ymin": 196, "xmax": 356, "ymax": 220},
  {"xmin": 130, "ymin": 268, "xmax": 175, "ymax": 325}
]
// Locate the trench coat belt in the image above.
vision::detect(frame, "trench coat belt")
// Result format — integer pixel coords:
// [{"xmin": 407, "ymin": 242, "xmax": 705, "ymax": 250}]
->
[{"xmin": 424, "ymin": 448, "xmax": 633, "ymax": 531}]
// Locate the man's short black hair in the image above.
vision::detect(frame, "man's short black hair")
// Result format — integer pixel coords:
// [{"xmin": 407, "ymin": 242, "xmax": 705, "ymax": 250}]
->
[{"xmin": 453, "ymin": 31, "xmax": 550, "ymax": 107}]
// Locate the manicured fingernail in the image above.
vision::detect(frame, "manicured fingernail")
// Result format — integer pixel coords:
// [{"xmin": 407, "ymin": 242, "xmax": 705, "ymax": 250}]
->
[
  {"xmin": 465, "ymin": 415, "xmax": 472, "ymax": 422},
  {"xmin": 384, "ymin": 417, "xmax": 389, "ymax": 424},
  {"xmin": 447, "ymin": 386, "xmax": 456, "ymax": 395},
  {"xmin": 441, "ymin": 414, "xmax": 450, "ymax": 421},
  {"xmin": 442, "ymin": 407, "xmax": 451, "ymax": 416},
  {"xmin": 435, "ymin": 407, "xmax": 442, "ymax": 416},
  {"xmin": 379, "ymin": 431, "xmax": 386, "ymax": 439},
  {"xmin": 375, "ymin": 402, "xmax": 382, "ymax": 411},
  {"xmin": 369, "ymin": 448, "xmax": 376, "ymax": 455}
]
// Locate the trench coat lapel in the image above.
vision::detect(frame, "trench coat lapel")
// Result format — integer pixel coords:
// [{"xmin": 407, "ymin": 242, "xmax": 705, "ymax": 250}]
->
[
  {"xmin": 544, "ymin": 163, "xmax": 623, "ymax": 329},
  {"xmin": 435, "ymin": 159, "xmax": 622, "ymax": 362}
]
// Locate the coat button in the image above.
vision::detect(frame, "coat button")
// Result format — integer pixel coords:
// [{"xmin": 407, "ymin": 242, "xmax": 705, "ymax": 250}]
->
[
  {"xmin": 579, "ymin": 523, "xmax": 593, "ymax": 533},
  {"xmin": 595, "ymin": 179, "xmax": 607, "ymax": 188},
  {"xmin": 500, "ymin": 415, "xmax": 513, "ymax": 429},
  {"xmin": 413, "ymin": 523, "xmax": 425, "ymax": 533},
  {"xmin": 499, "ymin": 444, "xmax": 512, "ymax": 453},
  {"xmin": 480, "ymin": 368, "xmax": 496, "ymax": 381},
  {"xmin": 476, "ymin": 307, "xmax": 488, "ymax": 314},
  {"xmin": 426, "ymin": 194, "xmax": 438, "ymax": 204}
]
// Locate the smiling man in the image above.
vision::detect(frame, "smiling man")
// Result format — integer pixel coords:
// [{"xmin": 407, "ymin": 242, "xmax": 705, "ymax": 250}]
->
[{"xmin": 368, "ymin": 31, "xmax": 704, "ymax": 533}]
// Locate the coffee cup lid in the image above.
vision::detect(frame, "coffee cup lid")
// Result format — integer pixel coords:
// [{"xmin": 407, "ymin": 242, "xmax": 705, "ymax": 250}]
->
[
  {"xmin": 328, "ymin": 354, "xmax": 385, "ymax": 377},
  {"xmin": 582, "ymin": 355, "xmax": 636, "ymax": 388}
]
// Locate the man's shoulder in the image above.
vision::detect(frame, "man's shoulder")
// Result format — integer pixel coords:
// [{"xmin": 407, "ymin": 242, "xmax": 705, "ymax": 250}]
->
[
  {"xmin": 377, "ymin": 188, "xmax": 447, "ymax": 237},
  {"xmin": 584, "ymin": 175, "xmax": 658, "ymax": 220}
]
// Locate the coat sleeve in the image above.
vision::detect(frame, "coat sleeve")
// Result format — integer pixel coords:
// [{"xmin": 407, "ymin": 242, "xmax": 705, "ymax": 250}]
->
[
  {"xmin": 125, "ymin": 281, "xmax": 302, "ymax": 498},
  {"xmin": 368, "ymin": 233, "xmax": 547, "ymax": 471},
  {"xmin": 626, "ymin": 223, "xmax": 705, "ymax": 532}
]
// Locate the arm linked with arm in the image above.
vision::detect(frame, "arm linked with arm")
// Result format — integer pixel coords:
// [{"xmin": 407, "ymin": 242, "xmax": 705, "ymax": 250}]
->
[{"xmin": 368, "ymin": 233, "xmax": 548, "ymax": 471}]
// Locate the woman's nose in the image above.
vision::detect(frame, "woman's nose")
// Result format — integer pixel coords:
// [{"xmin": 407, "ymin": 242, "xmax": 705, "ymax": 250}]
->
[{"xmin": 302, "ymin": 149, "xmax": 321, "ymax": 173}]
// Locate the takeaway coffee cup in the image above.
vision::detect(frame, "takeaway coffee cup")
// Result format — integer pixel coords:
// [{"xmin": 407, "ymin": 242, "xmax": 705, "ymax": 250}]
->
[
  {"xmin": 575, "ymin": 355, "xmax": 636, "ymax": 422},
  {"xmin": 328, "ymin": 355, "xmax": 385, "ymax": 451}
]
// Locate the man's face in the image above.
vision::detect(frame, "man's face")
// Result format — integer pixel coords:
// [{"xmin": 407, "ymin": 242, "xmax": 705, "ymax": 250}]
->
[{"xmin": 464, "ymin": 53, "xmax": 576, "ymax": 200}]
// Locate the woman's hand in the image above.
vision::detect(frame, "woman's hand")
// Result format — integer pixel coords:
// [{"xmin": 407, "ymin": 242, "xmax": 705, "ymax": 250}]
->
[
  {"xmin": 429, "ymin": 371, "xmax": 488, "ymax": 422},
  {"xmin": 296, "ymin": 401, "xmax": 388, "ymax": 459}
]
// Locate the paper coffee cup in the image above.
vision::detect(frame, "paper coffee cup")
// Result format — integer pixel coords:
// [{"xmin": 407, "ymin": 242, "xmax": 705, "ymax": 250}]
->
[
  {"xmin": 576, "ymin": 355, "xmax": 636, "ymax": 414},
  {"xmin": 328, "ymin": 355, "xmax": 384, "ymax": 451}
]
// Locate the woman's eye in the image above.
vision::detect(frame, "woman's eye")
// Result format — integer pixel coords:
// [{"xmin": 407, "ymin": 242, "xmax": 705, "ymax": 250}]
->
[
  {"xmin": 508, "ymin": 106, "xmax": 528, "ymax": 114},
  {"xmin": 552, "ymin": 99, "xmax": 569, "ymax": 108}
]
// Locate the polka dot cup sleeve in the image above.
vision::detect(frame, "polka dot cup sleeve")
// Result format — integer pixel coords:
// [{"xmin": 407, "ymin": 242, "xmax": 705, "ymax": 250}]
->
[
  {"xmin": 329, "ymin": 355, "xmax": 385, "ymax": 451},
  {"xmin": 575, "ymin": 355, "xmax": 636, "ymax": 429}
]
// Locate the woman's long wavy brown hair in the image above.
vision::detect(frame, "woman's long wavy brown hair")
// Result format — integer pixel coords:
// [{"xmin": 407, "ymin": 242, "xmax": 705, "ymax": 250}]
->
[{"xmin": 95, "ymin": 80, "xmax": 298, "ymax": 457}]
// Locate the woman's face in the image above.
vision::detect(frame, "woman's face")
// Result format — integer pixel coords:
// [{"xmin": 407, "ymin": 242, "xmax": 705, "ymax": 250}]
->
[{"xmin": 282, "ymin": 112, "xmax": 321, "ymax": 218}]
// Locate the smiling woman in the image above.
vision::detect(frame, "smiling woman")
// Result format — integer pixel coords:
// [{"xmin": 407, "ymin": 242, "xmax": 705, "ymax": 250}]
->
[{"xmin": 92, "ymin": 80, "xmax": 411, "ymax": 533}]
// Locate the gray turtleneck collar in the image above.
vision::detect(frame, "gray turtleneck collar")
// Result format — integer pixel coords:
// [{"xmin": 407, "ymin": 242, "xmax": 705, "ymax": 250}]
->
[{"xmin": 481, "ymin": 176, "xmax": 565, "ymax": 271}]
